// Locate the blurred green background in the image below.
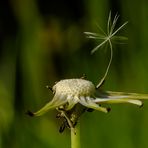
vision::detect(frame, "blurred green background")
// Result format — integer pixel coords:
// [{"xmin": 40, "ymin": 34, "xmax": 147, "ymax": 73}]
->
[{"xmin": 0, "ymin": 0, "xmax": 148, "ymax": 148}]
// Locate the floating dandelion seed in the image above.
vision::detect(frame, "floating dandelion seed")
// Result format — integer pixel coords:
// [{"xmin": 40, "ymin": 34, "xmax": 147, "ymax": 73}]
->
[
  {"xmin": 84, "ymin": 12, "xmax": 128, "ymax": 88},
  {"xmin": 84, "ymin": 12, "xmax": 128, "ymax": 54},
  {"xmin": 27, "ymin": 13, "xmax": 148, "ymax": 134}
]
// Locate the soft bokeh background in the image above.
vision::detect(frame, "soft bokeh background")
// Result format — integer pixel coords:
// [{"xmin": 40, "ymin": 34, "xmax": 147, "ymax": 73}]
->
[{"xmin": 0, "ymin": 0, "xmax": 148, "ymax": 148}]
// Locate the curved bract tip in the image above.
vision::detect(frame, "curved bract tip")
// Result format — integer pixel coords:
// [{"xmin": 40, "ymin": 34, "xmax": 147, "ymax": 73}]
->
[{"xmin": 26, "ymin": 110, "xmax": 35, "ymax": 117}]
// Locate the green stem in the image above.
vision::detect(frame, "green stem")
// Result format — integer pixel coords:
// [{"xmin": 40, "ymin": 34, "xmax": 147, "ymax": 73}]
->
[{"xmin": 71, "ymin": 122, "xmax": 81, "ymax": 148}]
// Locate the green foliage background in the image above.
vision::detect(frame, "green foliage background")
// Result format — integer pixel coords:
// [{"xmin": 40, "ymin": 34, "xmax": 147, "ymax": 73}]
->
[{"xmin": 0, "ymin": 0, "xmax": 148, "ymax": 148}]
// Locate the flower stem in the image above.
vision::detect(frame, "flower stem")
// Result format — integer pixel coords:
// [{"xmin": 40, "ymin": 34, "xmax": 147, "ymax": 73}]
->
[{"xmin": 71, "ymin": 122, "xmax": 81, "ymax": 148}]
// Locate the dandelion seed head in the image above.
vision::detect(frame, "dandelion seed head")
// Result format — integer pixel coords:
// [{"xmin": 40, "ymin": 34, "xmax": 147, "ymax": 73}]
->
[{"xmin": 53, "ymin": 79, "xmax": 96, "ymax": 97}]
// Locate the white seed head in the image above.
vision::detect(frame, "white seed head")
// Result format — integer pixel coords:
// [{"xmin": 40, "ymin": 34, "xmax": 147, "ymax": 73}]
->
[{"xmin": 52, "ymin": 79, "xmax": 96, "ymax": 96}]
